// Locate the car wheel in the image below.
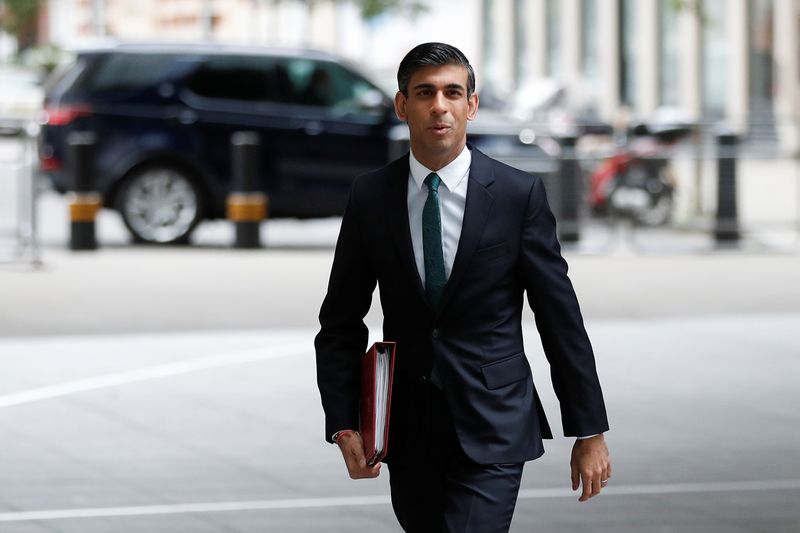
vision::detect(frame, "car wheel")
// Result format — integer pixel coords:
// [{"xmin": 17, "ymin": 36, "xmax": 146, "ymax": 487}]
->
[{"xmin": 118, "ymin": 165, "xmax": 202, "ymax": 244}]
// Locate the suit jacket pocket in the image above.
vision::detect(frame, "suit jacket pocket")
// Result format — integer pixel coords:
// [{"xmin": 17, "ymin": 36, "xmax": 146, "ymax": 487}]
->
[
  {"xmin": 474, "ymin": 242, "xmax": 508, "ymax": 262},
  {"xmin": 481, "ymin": 352, "xmax": 529, "ymax": 390}
]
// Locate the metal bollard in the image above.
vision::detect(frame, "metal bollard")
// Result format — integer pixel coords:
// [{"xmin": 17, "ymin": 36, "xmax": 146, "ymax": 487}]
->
[
  {"xmin": 714, "ymin": 130, "xmax": 740, "ymax": 244},
  {"xmin": 67, "ymin": 131, "xmax": 100, "ymax": 251},
  {"xmin": 556, "ymin": 134, "xmax": 581, "ymax": 243},
  {"xmin": 227, "ymin": 132, "xmax": 266, "ymax": 248}
]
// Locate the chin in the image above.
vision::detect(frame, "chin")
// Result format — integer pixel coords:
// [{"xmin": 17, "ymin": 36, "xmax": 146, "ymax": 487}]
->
[{"xmin": 425, "ymin": 134, "xmax": 456, "ymax": 148}]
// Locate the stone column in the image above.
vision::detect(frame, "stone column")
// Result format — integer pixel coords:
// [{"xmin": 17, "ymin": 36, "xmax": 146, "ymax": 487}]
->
[
  {"xmin": 560, "ymin": 0, "xmax": 582, "ymax": 108},
  {"xmin": 524, "ymin": 0, "xmax": 547, "ymax": 81},
  {"xmin": 636, "ymin": 0, "xmax": 659, "ymax": 116},
  {"xmin": 773, "ymin": 0, "xmax": 800, "ymax": 154},
  {"xmin": 597, "ymin": 0, "xmax": 620, "ymax": 123},
  {"xmin": 726, "ymin": 0, "xmax": 749, "ymax": 134},
  {"xmin": 482, "ymin": 0, "xmax": 515, "ymax": 98},
  {"xmin": 678, "ymin": 1, "xmax": 702, "ymax": 122}
]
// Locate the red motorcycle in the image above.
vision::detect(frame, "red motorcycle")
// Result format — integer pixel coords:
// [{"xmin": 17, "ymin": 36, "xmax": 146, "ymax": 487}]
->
[{"xmin": 588, "ymin": 123, "xmax": 691, "ymax": 226}]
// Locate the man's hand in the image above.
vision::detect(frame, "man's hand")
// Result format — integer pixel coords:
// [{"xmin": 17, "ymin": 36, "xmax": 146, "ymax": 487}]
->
[
  {"xmin": 570, "ymin": 434, "xmax": 611, "ymax": 502},
  {"xmin": 336, "ymin": 431, "xmax": 381, "ymax": 479}
]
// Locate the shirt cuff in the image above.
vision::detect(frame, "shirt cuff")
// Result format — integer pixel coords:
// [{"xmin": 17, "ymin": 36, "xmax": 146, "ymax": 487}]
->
[{"xmin": 331, "ymin": 429, "xmax": 356, "ymax": 443}]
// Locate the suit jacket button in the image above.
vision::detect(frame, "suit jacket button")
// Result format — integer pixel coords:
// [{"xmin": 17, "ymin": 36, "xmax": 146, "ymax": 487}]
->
[{"xmin": 432, "ymin": 329, "xmax": 440, "ymax": 338}]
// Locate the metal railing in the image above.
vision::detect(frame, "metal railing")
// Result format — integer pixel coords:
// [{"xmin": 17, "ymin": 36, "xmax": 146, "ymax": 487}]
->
[{"xmin": 0, "ymin": 123, "xmax": 41, "ymax": 265}]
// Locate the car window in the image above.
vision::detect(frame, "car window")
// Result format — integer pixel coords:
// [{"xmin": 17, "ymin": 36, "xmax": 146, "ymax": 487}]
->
[
  {"xmin": 81, "ymin": 53, "xmax": 177, "ymax": 95},
  {"xmin": 282, "ymin": 58, "xmax": 384, "ymax": 116},
  {"xmin": 185, "ymin": 55, "xmax": 286, "ymax": 103},
  {"xmin": 43, "ymin": 60, "xmax": 78, "ymax": 94}
]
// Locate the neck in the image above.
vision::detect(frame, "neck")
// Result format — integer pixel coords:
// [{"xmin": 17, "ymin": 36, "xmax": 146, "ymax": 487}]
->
[{"xmin": 410, "ymin": 141, "xmax": 466, "ymax": 171}]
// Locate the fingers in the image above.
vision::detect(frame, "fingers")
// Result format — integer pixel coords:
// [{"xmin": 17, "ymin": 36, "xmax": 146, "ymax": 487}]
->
[
  {"xmin": 346, "ymin": 445, "xmax": 375, "ymax": 478},
  {"xmin": 572, "ymin": 459, "xmax": 602, "ymax": 501},
  {"xmin": 352, "ymin": 462, "xmax": 381, "ymax": 479},
  {"xmin": 366, "ymin": 462, "xmax": 382, "ymax": 476},
  {"xmin": 571, "ymin": 461, "xmax": 580, "ymax": 491},
  {"xmin": 346, "ymin": 440, "xmax": 366, "ymax": 466},
  {"xmin": 578, "ymin": 471, "xmax": 593, "ymax": 502},
  {"xmin": 578, "ymin": 470, "xmax": 603, "ymax": 502},
  {"xmin": 349, "ymin": 459, "xmax": 381, "ymax": 479},
  {"xmin": 338, "ymin": 433, "xmax": 381, "ymax": 479}
]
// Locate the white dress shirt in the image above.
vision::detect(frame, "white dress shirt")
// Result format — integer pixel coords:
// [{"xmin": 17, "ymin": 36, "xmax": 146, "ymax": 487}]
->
[{"xmin": 407, "ymin": 147, "xmax": 471, "ymax": 287}]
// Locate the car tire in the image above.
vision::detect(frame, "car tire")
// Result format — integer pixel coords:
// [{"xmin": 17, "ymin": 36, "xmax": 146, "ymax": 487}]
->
[{"xmin": 117, "ymin": 164, "xmax": 203, "ymax": 244}]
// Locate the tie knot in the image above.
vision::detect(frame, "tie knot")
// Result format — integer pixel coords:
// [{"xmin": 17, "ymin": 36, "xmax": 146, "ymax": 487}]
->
[{"xmin": 424, "ymin": 172, "xmax": 441, "ymax": 192}]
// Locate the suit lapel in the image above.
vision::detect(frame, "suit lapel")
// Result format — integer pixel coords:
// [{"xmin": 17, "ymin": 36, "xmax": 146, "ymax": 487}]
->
[
  {"xmin": 436, "ymin": 148, "xmax": 495, "ymax": 318},
  {"xmin": 385, "ymin": 155, "xmax": 428, "ymax": 304}
]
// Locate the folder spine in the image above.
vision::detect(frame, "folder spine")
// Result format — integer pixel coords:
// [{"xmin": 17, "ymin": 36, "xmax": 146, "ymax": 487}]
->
[{"xmin": 359, "ymin": 341, "xmax": 396, "ymax": 466}]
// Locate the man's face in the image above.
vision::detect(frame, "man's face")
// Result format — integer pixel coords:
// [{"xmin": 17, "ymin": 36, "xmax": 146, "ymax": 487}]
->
[{"xmin": 394, "ymin": 64, "xmax": 479, "ymax": 169}]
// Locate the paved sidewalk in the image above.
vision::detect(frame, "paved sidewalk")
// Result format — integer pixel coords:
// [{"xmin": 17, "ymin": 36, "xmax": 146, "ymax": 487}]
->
[{"xmin": 0, "ymin": 315, "xmax": 799, "ymax": 532}]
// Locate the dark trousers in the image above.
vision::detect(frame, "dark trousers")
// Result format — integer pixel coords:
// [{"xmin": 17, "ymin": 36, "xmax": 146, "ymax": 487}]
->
[{"xmin": 387, "ymin": 381, "xmax": 524, "ymax": 533}]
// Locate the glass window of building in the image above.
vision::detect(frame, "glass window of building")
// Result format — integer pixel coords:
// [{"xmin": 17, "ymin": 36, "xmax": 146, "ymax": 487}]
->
[
  {"xmin": 658, "ymin": 0, "xmax": 680, "ymax": 107},
  {"xmin": 702, "ymin": 0, "xmax": 728, "ymax": 118},
  {"xmin": 619, "ymin": 0, "xmax": 637, "ymax": 106}
]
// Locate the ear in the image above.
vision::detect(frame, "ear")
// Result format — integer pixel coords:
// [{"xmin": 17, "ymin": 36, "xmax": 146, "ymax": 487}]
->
[
  {"xmin": 394, "ymin": 91, "xmax": 408, "ymax": 121},
  {"xmin": 467, "ymin": 92, "xmax": 479, "ymax": 121}
]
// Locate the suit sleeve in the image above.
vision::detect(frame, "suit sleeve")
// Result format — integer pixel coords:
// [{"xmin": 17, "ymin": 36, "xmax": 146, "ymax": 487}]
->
[
  {"xmin": 315, "ymin": 181, "xmax": 378, "ymax": 443},
  {"xmin": 519, "ymin": 175, "xmax": 609, "ymax": 437}
]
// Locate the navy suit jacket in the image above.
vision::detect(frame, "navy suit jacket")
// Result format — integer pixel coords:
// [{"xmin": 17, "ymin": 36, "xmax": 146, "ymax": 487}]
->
[{"xmin": 315, "ymin": 147, "xmax": 609, "ymax": 465}]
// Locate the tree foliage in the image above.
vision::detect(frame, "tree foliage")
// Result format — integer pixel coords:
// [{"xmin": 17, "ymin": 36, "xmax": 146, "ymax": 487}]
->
[
  {"xmin": 0, "ymin": 0, "xmax": 40, "ymax": 49},
  {"xmin": 357, "ymin": 0, "xmax": 427, "ymax": 21},
  {"xmin": 668, "ymin": 0, "xmax": 709, "ymax": 25}
]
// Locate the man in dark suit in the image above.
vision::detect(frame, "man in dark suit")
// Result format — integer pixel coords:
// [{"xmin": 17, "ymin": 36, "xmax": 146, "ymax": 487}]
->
[{"xmin": 316, "ymin": 42, "xmax": 611, "ymax": 532}]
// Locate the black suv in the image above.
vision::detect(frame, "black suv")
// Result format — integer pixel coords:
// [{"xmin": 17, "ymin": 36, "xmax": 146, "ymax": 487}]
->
[{"xmin": 41, "ymin": 43, "xmax": 555, "ymax": 244}]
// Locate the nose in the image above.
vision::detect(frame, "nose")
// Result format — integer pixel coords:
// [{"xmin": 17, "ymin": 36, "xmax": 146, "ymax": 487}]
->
[{"xmin": 431, "ymin": 91, "xmax": 448, "ymax": 115}]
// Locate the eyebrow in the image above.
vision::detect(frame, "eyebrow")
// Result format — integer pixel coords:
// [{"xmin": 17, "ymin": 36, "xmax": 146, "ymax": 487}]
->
[{"xmin": 411, "ymin": 82, "xmax": 466, "ymax": 92}]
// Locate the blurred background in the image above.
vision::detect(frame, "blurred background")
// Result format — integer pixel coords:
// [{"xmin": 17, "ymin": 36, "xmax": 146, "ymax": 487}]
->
[{"xmin": 1, "ymin": 1, "xmax": 799, "ymax": 532}]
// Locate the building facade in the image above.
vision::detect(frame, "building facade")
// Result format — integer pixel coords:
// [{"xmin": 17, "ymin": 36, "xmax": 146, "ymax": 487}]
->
[
  {"xmin": 37, "ymin": 0, "xmax": 800, "ymax": 152},
  {"xmin": 482, "ymin": 0, "xmax": 800, "ymax": 152}
]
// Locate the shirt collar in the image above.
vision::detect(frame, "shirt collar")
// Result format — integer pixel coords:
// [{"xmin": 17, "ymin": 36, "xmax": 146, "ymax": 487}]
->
[{"xmin": 409, "ymin": 146, "xmax": 472, "ymax": 192}]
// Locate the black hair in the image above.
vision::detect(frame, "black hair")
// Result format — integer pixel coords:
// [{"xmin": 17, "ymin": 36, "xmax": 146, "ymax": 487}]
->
[{"xmin": 397, "ymin": 42, "xmax": 476, "ymax": 97}]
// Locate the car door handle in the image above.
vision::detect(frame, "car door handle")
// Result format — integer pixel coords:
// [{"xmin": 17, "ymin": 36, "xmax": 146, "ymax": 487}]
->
[
  {"xmin": 304, "ymin": 121, "xmax": 324, "ymax": 136},
  {"xmin": 177, "ymin": 109, "xmax": 198, "ymax": 125},
  {"xmin": 167, "ymin": 108, "xmax": 198, "ymax": 125}
]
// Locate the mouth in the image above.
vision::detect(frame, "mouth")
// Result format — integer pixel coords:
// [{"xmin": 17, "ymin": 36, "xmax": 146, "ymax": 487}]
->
[{"xmin": 428, "ymin": 123, "xmax": 452, "ymax": 136}]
